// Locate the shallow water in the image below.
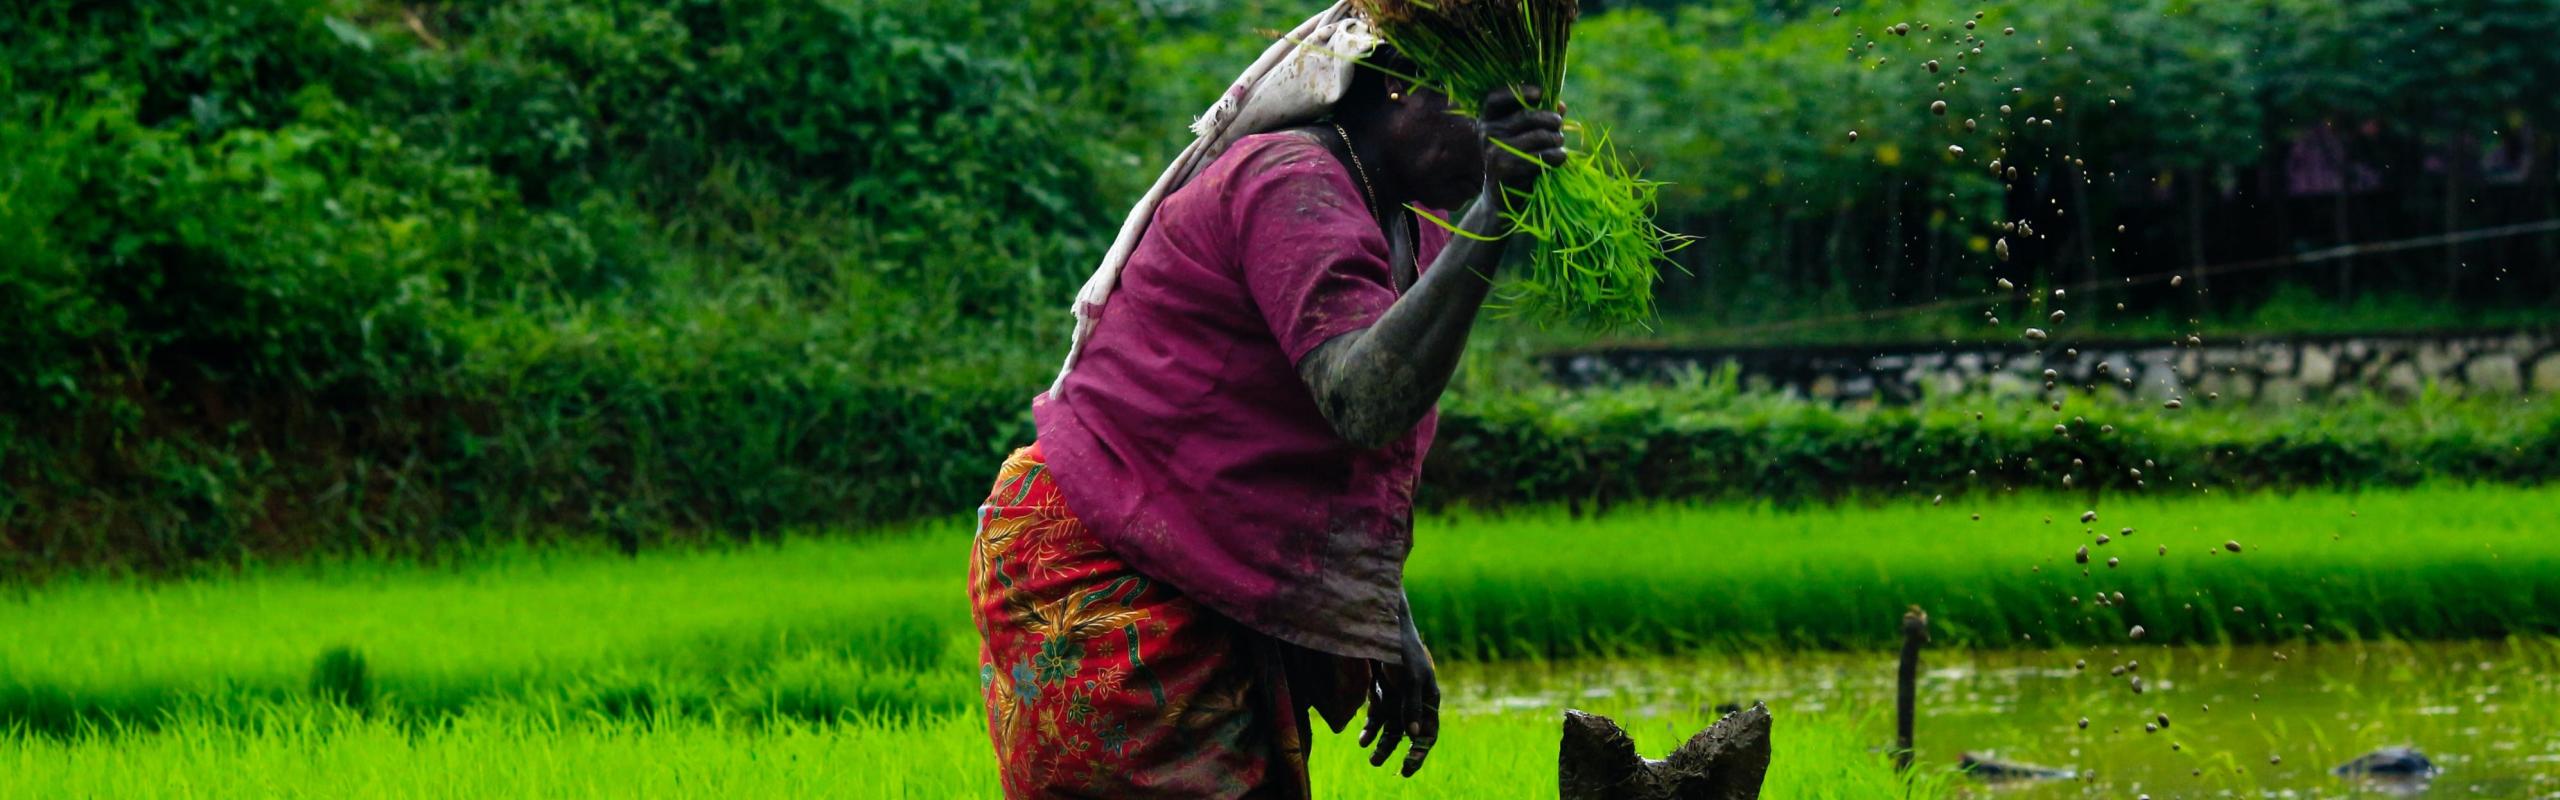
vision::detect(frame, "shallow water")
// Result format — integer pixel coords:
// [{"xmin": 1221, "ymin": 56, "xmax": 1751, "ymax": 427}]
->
[{"xmin": 1446, "ymin": 640, "xmax": 2560, "ymax": 798}]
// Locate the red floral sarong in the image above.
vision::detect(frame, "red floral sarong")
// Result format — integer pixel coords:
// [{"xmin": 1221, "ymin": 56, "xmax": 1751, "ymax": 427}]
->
[{"xmin": 970, "ymin": 444, "xmax": 1347, "ymax": 799}]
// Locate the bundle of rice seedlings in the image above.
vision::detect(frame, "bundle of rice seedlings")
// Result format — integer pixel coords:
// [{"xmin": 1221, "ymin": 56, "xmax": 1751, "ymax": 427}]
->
[{"xmin": 1356, "ymin": 0, "xmax": 1684, "ymax": 329}]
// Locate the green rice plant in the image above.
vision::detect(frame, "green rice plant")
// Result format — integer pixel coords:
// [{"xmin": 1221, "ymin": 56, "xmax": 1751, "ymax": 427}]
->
[
  {"xmin": 308, "ymin": 647, "xmax": 369, "ymax": 710},
  {"xmin": 0, "ymin": 702, "xmax": 1958, "ymax": 799},
  {"xmin": 1357, "ymin": 0, "xmax": 1684, "ymax": 329},
  {"xmin": 8, "ymin": 484, "xmax": 2557, "ymax": 738}
]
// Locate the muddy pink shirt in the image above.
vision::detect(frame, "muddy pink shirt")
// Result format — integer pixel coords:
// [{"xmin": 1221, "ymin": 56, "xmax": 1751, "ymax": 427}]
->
[{"xmin": 1032, "ymin": 132, "xmax": 1450, "ymax": 663}]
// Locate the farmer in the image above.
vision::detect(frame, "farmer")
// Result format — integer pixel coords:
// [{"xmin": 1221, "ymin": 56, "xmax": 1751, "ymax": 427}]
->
[{"xmin": 966, "ymin": 3, "xmax": 1564, "ymax": 797}]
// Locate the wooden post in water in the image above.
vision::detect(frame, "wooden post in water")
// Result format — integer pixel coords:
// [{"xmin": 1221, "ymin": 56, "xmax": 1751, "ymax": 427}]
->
[{"xmin": 1894, "ymin": 605, "xmax": 1929, "ymax": 774}]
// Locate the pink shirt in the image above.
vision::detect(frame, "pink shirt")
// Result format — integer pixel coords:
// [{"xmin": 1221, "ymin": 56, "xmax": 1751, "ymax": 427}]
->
[{"xmin": 1032, "ymin": 132, "xmax": 1450, "ymax": 662}]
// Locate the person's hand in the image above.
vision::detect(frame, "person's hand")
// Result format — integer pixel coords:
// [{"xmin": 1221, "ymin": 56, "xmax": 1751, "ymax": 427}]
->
[
  {"xmin": 1481, "ymin": 85, "xmax": 1567, "ymax": 198},
  {"xmin": 1359, "ymin": 624, "xmax": 1440, "ymax": 777}
]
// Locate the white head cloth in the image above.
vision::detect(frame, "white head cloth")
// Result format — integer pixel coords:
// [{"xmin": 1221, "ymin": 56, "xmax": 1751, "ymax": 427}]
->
[{"xmin": 1047, "ymin": 2, "xmax": 1380, "ymax": 395}]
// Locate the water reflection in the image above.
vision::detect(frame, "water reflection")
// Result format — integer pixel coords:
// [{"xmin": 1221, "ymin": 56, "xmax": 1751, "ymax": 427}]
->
[{"xmin": 1444, "ymin": 639, "xmax": 2560, "ymax": 798}]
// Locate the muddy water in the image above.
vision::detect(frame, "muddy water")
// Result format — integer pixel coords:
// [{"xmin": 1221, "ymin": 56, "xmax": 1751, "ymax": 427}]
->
[{"xmin": 1447, "ymin": 640, "xmax": 2560, "ymax": 798}]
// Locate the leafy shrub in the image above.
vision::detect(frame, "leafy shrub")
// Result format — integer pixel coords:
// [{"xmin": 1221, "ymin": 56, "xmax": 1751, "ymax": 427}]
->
[{"xmin": 1426, "ymin": 372, "xmax": 2560, "ymax": 511}]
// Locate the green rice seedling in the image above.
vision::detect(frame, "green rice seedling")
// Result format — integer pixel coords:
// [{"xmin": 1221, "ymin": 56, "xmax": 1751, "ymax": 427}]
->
[
  {"xmin": 8, "ymin": 484, "xmax": 2556, "ymax": 739},
  {"xmin": 0, "ymin": 703, "xmax": 1957, "ymax": 799},
  {"xmin": 1357, "ymin": 0, "xmax": 1684, "ymax": 330},
  {"xmin": 308, "ymin": 646, "xmax": 368, "ymax": 710}
]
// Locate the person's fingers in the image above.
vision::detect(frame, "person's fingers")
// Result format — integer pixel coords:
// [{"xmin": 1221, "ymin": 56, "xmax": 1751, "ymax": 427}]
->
[
  {"xmin": 1485, "ymin": 108, "xmax": 1560, "ymax": 136},
  {"xmin": 1359, "ymin": 679, "xmax": 1387, "ymax": 747},
  {"xmin": 1482, "ymin": 87, "xmax": 1524, "ymax": 121},
  {"xmin": 1515, "ymin": 84, "xmax": 1544, "ymax": 109},
  {"xmin": 1401, "ymin": 700, "xmax": 1438, "ymax": 777},
  {"xmin": 1504, "ymin": 129, "xmax": 1565, "ymax": 154},
  {"xmin": 1369, "ymin": 715, "xmax": 1407, "ymax": 767}
]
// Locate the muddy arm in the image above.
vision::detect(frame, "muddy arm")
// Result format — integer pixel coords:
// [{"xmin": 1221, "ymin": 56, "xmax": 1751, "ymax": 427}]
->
[{"xmin": 1296, "ymin": 194, "xmax": 1511, "ymax": 449}]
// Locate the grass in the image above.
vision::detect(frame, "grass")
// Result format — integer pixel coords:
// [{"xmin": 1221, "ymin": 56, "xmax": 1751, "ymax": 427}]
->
[
  {"xmin": 4, "ymin": 484, "xmax": 2555, "ymax": 739},
  {"xmin": 1408, "ymin": 482, "xmax": 2560, "ymax": 658},
  {"xmin": 0, "ymin": 701, "xmax": 1956, "ymax": 799}
]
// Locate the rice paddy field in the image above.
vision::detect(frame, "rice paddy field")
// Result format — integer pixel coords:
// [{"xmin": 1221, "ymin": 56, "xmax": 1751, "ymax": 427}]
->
[{"xmin": 5, "ymin": 483, "xmax": 2556, "ymax": 796}]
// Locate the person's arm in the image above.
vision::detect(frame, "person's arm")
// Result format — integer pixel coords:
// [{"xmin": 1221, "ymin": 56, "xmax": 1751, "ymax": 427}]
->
[{"xmin": 1297, "ymin": 88, "xmax": 1565, "ymax": 448}]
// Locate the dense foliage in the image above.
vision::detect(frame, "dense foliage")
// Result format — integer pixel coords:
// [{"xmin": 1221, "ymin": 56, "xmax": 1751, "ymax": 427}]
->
[
  {"xmin": 3, "ymin": 0, "xmax": 2556, "ymax": 572},
  {"xmin": 0, "ymin": 0, "xmax": 1127, "ymax": 571}
]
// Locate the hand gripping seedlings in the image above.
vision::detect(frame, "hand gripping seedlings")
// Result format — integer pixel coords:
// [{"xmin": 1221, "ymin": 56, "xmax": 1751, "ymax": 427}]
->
[{"xmin": 1358, "ymin": 0, "xmax": 1683, "ymax": 329}]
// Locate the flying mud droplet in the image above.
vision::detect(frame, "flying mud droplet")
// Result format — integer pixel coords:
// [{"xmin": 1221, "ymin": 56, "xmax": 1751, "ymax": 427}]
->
[
  {"xmin": 2075, "ymin": 545, "xmax": 2089, "ymax": 564},
  {"xmin": 2171, "ymin": 275, "xmax": 2184, "ymax": 287},
  {"xmin": 2128, "ymin": 624, "xmax": 2146, "ymax": 639},
  {"xmin": 2078, "ymin": 717, "xmax": 2090, "ymax": 729},
  {"xmin": 2163, "ymin": 398, "xmax": 2183, "ymax": 410},
  {"xmin": 2224, "ymin": 540, "xmax": 2243, "ymax": 553},
  {"xmin": 1932, "ymin": 100, "xmax": 1948, "ymax": 116},
  {"xmin": 2131, "ymin": 676, "xmax": 2145, "ymax": 694},
  {"xmin": 2051, "ymin": 310, "xmax": 2067, "ymax": 323},
  {"xmin": 2054, "ymin": 424, "xmax": 2069, "ymax": 436},
  {"xmin": 2080, "ymin": 510, "xmax": 2097, "ymax": 523},
  {"xmin": 1998, "ymin": 278, "xmax": 2015, "ymax": 291},
  {"xmin": 2107, "ymin": 556, "xmax": 2120, "ymax": 568},
  {"xmin": 2156, "ymin": 713, "xmax": 2170, "ymax": 729},
  {"xmin": 1926, "ymin": 60, "xmax": 1941, "ymax": 73},
  {"xmin": 1933, "ymin": 494, "xmax": 1944, "ymax": 506},
  {"xmin": 1996, "ymin": 238, "xmax": 2011, "ymax": 261},
  {"xmin": 1949, "ymin": 145, "xmax": 1966, "ymax": 156},
  {"xmin": 2022, "ymin": 327, "xmax": 2047, "ymax": 342},
  {"xmin": 1848, "ymin": 130, "xmax": 1860, "ymax": 142}
]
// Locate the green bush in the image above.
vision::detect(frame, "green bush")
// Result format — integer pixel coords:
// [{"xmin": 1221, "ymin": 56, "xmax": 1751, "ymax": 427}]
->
[
  {"xmin": 1426, "ymin": 372, "xmax": 2560, "ymax": 511},
  {"xmin": 0, "ymin": 0, "xmax": 1124, "ymax": 573}
]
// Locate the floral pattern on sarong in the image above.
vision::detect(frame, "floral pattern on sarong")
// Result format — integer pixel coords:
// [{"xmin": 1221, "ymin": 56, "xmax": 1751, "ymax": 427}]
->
[{"xmin": 968, "ymin": 444, "xmax": 1310, "ymax": 799}]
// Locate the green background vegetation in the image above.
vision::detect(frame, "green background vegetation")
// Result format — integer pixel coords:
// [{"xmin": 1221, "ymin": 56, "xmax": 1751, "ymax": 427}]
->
[{"xmin": 3, "ymin": 0, "xmax": 2557, "ymax": 575}]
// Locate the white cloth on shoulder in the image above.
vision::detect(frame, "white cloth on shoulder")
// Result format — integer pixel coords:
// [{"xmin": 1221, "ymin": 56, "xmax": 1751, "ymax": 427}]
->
[{"xmin": 1048, "ymin": 2, "xmax": 1379, "ymax": 394}]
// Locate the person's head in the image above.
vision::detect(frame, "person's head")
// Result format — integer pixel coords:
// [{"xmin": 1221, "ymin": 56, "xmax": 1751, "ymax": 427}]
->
[{"xmin": 1334, "ymin": 46, "xmax": 1483, "ymax": 210}]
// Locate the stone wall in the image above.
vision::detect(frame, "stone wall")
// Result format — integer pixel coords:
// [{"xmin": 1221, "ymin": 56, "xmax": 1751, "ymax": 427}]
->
[{"xmin": 1542, "ymin": 328, "xmax": 2560, "ymax": 403}]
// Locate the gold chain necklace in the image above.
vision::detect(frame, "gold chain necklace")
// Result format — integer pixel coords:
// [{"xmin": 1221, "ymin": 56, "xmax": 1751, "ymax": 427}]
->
[{"xmin": 1331, "ymin": 122, "xmax": 1381, "ymax": 220}]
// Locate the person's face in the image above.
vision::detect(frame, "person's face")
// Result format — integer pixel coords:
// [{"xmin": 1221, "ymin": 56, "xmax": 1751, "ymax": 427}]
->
[{"xmin": 1378, "ymin": 81, "xmax": 1485, "ymax": 210}]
